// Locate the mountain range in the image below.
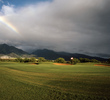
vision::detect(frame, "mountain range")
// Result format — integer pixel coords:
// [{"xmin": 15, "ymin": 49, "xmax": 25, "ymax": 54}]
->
[
  {"xmin": 32, "ymin": 49, "xmax": 107, "ymax": 61},
  {"xmin": 0, "ymin": 44, "xmax": 107, "ymax": 61}
]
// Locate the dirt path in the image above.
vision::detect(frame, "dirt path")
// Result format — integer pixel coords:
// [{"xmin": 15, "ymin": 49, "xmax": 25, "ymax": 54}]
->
[
  {"xmin": 94, "ymin": 64, "xmax": 110, "ymax": 67},
  {"xmin": 54, "ymin": 63, "xmax": 71, "ymax": 65}
]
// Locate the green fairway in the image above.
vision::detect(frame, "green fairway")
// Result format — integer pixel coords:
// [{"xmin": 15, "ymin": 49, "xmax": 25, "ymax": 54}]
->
[{"xmin": 0, "ymin": 62, "xmax": 110, "ymax": 100}]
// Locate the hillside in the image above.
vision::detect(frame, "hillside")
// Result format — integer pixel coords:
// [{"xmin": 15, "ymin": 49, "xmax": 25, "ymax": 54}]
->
[
  {"xmin": 32, "ymin": 49, "xmax": 106, "ymax": 61},
  {"xmin": 32, "ymin": 49, "xmax": 60, "ymax": 60},
  {"xmin": 0, "ymin": 44, "xmax": 28, "ymax": 55},
  {"xmin": 0, "ymin": 44, "xmax": 107, "ymax": 61}
]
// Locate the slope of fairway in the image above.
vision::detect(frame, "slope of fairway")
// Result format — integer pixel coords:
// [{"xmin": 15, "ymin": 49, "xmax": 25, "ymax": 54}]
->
[{"xmin": 0, "ymin": 62, "xmax": 110, "ymax": 100}]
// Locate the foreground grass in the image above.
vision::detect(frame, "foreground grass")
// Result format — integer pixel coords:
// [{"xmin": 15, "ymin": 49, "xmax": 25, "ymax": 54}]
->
[{"xmin": 0, "ymin": 62, "xmax": 110, "ymax": 100}]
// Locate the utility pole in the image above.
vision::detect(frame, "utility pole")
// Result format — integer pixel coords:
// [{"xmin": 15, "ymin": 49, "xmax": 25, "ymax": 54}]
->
[{"xmin": 70, "ymin": 57, "xmax": 73, "ymax": 65}]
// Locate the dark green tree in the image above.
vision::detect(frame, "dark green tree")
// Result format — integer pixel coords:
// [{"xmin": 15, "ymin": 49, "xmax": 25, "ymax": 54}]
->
[
  {"xmin": 23, "ymin": 58, "xmax": 30, "ymax": 63},
  {"xmin": 79, "ymin": 58, "xmax": 90, "ymax": 62},
  {"xmin": 90, "ymin": 59, "xmax": 100, "ymax": 63},
  {"xmin": 30, "ymin": 57, "xmax": 36, "ymax": 62},
  {"xmin": 15, "ymin": 58, "xmax": 23, "ymax": 62},
  {"xmin": 38, "ymin": 57, "xmax": 46, "ymax": 62},
  {"xmin": 55, "ymin": 57, "xmax": 66, "ymax": 63},
  {"xmin": 73, "ymin": 58, "xmax": 80, "ymax": 64},
  {"xmin": 108, "ymin": 58, "xmax": 110, "ymax": 64}
]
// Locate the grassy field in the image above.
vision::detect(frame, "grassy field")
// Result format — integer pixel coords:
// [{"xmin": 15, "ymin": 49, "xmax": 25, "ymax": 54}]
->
[{"xmin": 0, "ymin": 62, "xmax": 110, "ymax": 100}]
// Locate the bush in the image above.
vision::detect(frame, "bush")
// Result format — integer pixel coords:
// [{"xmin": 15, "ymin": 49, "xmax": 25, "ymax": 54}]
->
[
  {"xmin": 15, "ymin": 58, "xmax": 24, "ymax": 62},
  {"xmin": 30, "ymin": 57, "xmax": 36, "ymax": 62},
  {"xmin": 15, "ymin": 57, "xmax": 37, "ymax": 63},
  {"xmin": 79, "ymin": 58, "xmax": 90, "ymax": 63},
  {"xmin": 55, "ymin": 58, "xmax": 66, "ymax": 63},
  {"xmin": 38, "ymin": 57, "xmax": 46, "ymax": 62},
  {"xmin": 73, "ymin": 58, "xmax": 80, "ymax": 64},
  {"xmin": 66, "ymin": 61, "xmax": 71, "ymax": 64},
  {"xmin": 23, "ymin": 58, "xmax": 30, "ymax": 63},
  {"xmin": 79, "ymin": 58, "xmax": 100, "ymax": 63},
  {"xmin": 90, "ymin": 59, "xmax": 100, "ymax": 63},
  {"xmin": 0, "ymin": 58, "xmax": 15, "ymax": 62}
]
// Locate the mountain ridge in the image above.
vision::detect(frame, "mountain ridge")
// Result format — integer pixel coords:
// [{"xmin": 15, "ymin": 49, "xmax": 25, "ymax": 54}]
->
[
  {"xmin": 32, "ymin": 49, "xmax": 107, "ymax": 61},
  {"xmin": 0, "ymin": 44, "xmax": 28, "ymax": 55},
  {"xmin": 0, "ymin": 44, "xmax": 108, "ymax": 61}
]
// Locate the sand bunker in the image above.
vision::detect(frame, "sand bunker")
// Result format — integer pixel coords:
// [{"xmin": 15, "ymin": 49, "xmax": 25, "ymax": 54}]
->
[
  {"xmin": 54, "ymin": 63, "xmax": 71, "ymax": 65},
  {"xmin": 94, "ymin": 64, "xmax": 110, "ymax": 67}
]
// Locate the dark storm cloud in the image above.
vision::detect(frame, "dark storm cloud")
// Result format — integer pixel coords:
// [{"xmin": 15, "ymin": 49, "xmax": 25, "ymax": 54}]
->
[{"xmin": 0, "ymin": 0, "xmax": 110, "ymax": 56}]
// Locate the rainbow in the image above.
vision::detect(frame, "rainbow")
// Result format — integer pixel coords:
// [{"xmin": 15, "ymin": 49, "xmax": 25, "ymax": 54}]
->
[{"xmin": 0, "ymin": 16, "xmax": 19, "ymax": 34}]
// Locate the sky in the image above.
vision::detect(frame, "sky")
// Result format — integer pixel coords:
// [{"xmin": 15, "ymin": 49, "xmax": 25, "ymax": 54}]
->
[{"xmin": 0, "ymin": 0, "xmax": 110, "ymax": 57}]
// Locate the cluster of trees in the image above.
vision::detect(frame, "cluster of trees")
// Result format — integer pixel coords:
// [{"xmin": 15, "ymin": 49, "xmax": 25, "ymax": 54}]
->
[
  {"xmin": 79, "ymin": 58, "xmax": 100, "ymax": 63},
  {"xmin": 54, "ymin": 58, "xmax": 80, "ymax": 64},
  {"xmin": 0, "ymin": 57, "xmax": 37, "ymax": 63},
  {"xmin": 0, "ymin": 57, "xmax": 47, "ymax": 63},
  {"xmin": 54, "ymin": 57, "xmax": 100, "ymax": 64},
  {"xmin": 107, "ymin": 58, "xmax": 110, "ymax": 64},
  {"xmin": 55, "ymin": 58, "xmax": 66, "ymax": 63},
  {"xmin": 0, "ymin": 56, "xmax": 106, "ymax": 65},
  {"xmin": 38, "ymin": 57, "xmax": 47, "ymax": 62},
  {"xmin": 0, "ymin": 58, "xmax": 15, "ymax": 62},
  {"xmin": 15, "ymin": 57, "xmax": 37, "ymax": 63},
  {"xmin": 15, "ymin": 57, "xmax": 48, "ymax": 63}
]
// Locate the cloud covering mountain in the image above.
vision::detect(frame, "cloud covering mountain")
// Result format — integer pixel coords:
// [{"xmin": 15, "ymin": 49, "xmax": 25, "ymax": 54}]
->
[{"xmin": 0, "ymin": 0, "xmax": 110, "ymax": 55}]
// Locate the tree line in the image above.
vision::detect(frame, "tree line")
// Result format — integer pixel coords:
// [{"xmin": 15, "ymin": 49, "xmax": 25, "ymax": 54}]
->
[
  {"xmin": 0, "ymin": 57, "xmax": 110, "ymax": 65},
  {"xmin": 54, "ymin": 57, "xmax": 101, "ymax": 64},
  {"xmin": 0, "ymin": 57, "xmax": 37, "ymax": 63}
]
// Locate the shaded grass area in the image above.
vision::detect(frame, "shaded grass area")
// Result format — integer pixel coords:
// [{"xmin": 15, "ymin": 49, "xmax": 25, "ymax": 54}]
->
[{"xmin": 0, "ymin": 62, "xmax": 110, "ymax": 100}]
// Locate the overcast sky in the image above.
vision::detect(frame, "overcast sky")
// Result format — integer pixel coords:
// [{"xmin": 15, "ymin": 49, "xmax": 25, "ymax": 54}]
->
[{"xmin": 0, "ymin": 0, "xmax": 110, "ymax": 57}]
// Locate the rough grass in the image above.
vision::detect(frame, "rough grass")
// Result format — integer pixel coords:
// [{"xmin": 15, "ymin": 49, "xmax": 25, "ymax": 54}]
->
[{"xmin": 0, "ymin": 62, "xmax": 110, "ymax": 100}]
